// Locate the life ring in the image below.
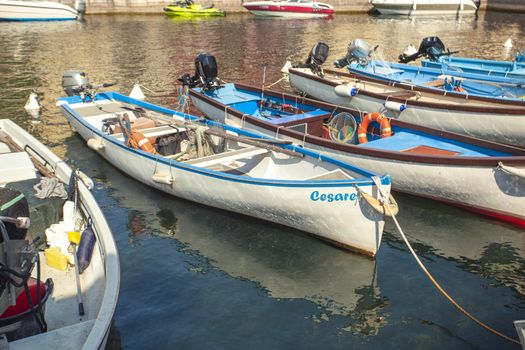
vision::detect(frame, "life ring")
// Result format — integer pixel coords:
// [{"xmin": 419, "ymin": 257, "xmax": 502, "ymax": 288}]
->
[
  {"xmin": 129, "ymin": 130, "xmax": 157, "ymax": 154},
  {"xmin": 357, "ymin": 112, "xmax": 392, "ymax": 144}
]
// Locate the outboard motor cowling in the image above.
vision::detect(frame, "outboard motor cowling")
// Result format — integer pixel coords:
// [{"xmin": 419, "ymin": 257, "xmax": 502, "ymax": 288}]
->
[
  {"xmin": 348, "ymin": 39, "xmax": 375, "ymax": 61},
  {"xmin": 306, "ymin": 42, "xmax": 329, "ymax": 67},
  {"xmin": 296, "ymin": 42, "xmax": 330, "ymax": 77},
  {"xmin": 419, "ymin": 36, "xmax": 446, "ymax": 61},
  {"xmin": 62, "ymin": 70, "xmax": 89, "ymax": 96},
  {"xmin": 334, "ymin": 39, "xmax": 377, "ymax": 68},
  {"xmin": 398, "ymin": 36, "xmax": 457, "ymax": 63},
  {"xmin": 194, "ymin": 53, "xmax": 220, "ymax": 90}
]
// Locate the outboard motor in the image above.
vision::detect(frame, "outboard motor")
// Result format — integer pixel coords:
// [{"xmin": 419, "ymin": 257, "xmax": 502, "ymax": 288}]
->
[
  {"xmin": 0, "ymin": 188, "xmax": 49, "ymax": 336},
  {"xmin": 179, "ymin": 53, "xmax": 220, "ymax": 90},
  {"xmin": 62, "ymin": 70, "xmax": 90, "ymax": 96},
  {"xmin": 302, "ymin": 42, "xmax": 329, "ymax": 76},
  {"xmin": 334, "ymin": 39, "xmax": 377, "ymax": 68},
  {"xmin": 62, "ymin": 71, "xmax": 115, "ymax": 100},
  {"xmin": 195, "ymin": 53, "xmax": 219, "ymax": 89},
  {"xmin": 398, "ymin": 36, "xmax": 458, "ymax": 63}
]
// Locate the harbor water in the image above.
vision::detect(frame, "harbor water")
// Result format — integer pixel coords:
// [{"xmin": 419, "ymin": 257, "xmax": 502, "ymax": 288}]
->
[{"xmin": 1, "ymin": 11, "xmax": 524, "ymax": 349}]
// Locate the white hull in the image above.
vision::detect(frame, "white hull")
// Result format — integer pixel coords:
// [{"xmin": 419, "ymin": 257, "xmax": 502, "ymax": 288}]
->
[
  {"xmin": 243, "ymin": 0, "xmax": 333, "ymax": 18},
  {"xmin": 191, "ymin": 93, "xmax": 525, "ymax": 225},
  {"xmin": 371, "ymin": 0, "xmax": 477, "ymax": 15},
  {"xmin": 0, "ymin": 0, "xmax": 77, "ymax": 20},
  {"xmin": 0, "ymin": 120, "xmax": 119, "ymax": 350},
  {"xmin": 58, "ymin": 97, "xmax": 389, "ymax": 256},
  {"xmin": 288, "ymin": 69, "xmax": 525, "ymax": 147},
  {"xmin": 247, "ymin": 9, "xmax": 329, "ymax": 18}
]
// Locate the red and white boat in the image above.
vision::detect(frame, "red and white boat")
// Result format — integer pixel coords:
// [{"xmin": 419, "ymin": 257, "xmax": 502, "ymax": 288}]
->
[{"xmin": 243, "ymin": 0, "xmax": 334, "ymax": 18}]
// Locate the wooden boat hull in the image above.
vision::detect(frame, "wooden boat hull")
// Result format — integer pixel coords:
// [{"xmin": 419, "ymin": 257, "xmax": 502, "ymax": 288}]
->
[
  {"xmin": 0, "ymin": 0, "xmax": 77, "ymax": 21},
  {"xmin": 370, "ymin": 0, "xmax": 477, "ymax": 15},
  {"xmin": 288, "ymin": 68, "xmax": 525, "ymax": 147},
  {"xmin": 58, "ymin": 94, "xmax": 390, "ymax": 256},
  {"xmin": 0, "ymin": 120, "xmax": 119, "ymax": 349},
  {"xmin": 189, "ymin": 84, "xmax": 525, "ymax": 227}
]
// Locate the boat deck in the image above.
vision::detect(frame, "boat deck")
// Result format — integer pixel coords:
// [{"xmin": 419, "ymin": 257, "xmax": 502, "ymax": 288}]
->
[{"xmin": 358, "ymin": 131, "xmax": 509, "ymax": 157}]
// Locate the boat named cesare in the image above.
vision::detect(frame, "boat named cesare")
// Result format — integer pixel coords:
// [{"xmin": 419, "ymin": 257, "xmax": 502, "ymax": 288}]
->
[{"xmin": 57, "ymin": 70, "xmax": 395, "ymax": 256}]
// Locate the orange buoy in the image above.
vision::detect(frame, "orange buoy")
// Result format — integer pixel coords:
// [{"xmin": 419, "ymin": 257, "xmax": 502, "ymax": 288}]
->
[
  {"xmin": 357, "ymin": 112, "xmax": 392, "ymax": 144},
  {"xmin": 129, "ymin": 130, "xmax": 157, "ymax": 154}
]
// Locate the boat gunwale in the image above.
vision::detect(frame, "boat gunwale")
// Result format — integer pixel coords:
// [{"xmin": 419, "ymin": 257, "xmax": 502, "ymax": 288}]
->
[
  {"xmin": 58, "ymin": 94, "xmax": 390, "ymax": 188},
  {"xmin": 0, "ymin": 1, "xmax": 78, "ymax": 16},
  {"xmin": 290, "ymin": 68, "xmax": 525, "ymax": 113},
  {"xmin": 0, "ymin": 119, "xmax": 120, "ymax": 350},
  {"xmin": 190, "ymin": 82, "xmax": 525, "ymax": 166}
]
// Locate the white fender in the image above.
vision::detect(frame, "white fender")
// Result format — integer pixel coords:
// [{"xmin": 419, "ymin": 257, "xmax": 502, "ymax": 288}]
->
[
  {"xmin": 334, "ymin": 84, "xmax": 358, "ymax": 98},
  {"xmin": 384, "ymin": 101, "xmax": 406, "ymax": 112},
  {"xmin": 87, "ymin": 138, "xmax": 104, "ymax": 151},
  {"xmin": 24, "ymin": 92, "xmax": 40, "ymax": 111},
  {"xmin": 129, "ymin": 82, "xmax": 145, "ymax": 100},
  {"xmin": 281, "ymin": 61, "xmax": 293, "ymax": 75},
  {"xmin": 152, "ymin": 172, "xmax": 174, "ymax": 185}
]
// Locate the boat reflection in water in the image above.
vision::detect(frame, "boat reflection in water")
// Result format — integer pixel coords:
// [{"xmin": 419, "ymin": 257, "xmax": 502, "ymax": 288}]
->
[
  {"xmin": 98, "ymin": 163, "xmax": 388, "ymax": 335},
  {"xmin": 385, "ymin": 193, "xmax": 525, "ymax": 296}
]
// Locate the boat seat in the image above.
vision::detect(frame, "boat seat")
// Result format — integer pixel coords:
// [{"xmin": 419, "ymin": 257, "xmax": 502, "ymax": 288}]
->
[
  {"xmin": 423, "ymin": 79, "xmax": 445, "ymax": 87},
  {"xmin": 184, "ymin": 146, "xmax": 268, "ymax": 168},
  {"xmin": 113, "ymin": 125, "xmax": 187, "ymax": 142},
  {"xmin": 111, "ymin": 117, "xmax": 157, "ymax": 134},
  {"xmin": 0, "ymin": 152, "xmax": 36, "ymax": 185},
  {"xmin": 385, "ymin": 90, "xmax": 420, "ymax": 99},
  {"xmin": 304, "ymin": 169, "xmax": 353, "ymax": 181}
]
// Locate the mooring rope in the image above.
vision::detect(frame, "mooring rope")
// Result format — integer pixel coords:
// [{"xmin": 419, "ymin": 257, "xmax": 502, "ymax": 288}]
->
[
  {"xmin": 371, "ymin": 178, "xmax": 520, "ymax": 346},
  {"xmin": 264, "ymin": 76, "xmax": 286, "ymax": 89}
]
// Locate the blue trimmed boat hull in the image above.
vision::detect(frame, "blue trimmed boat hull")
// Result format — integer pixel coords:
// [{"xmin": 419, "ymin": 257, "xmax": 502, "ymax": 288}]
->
[
  {"xmin": 348, "ymin": 60, "xmax": 525, "ymax": 102},
  {"xmin": 422, "ymin": 54, "xmax": 525, "ymax": 79},
  {"xmin": 189, "ymin": 82, "xmax": 525, "ymax": 227},
  {"xmin": 57, "ymin": 91, "xmax": 391, "ymax": 256}
]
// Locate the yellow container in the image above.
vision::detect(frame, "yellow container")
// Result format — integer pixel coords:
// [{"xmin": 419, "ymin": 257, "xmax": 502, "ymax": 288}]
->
[
  {"xmin": 68, "ymin": 231, "xmax": 81, "ymax": 245},
  {"xmin": 44, "ymin": 247, "xmax": 68, "ymax": 271}
]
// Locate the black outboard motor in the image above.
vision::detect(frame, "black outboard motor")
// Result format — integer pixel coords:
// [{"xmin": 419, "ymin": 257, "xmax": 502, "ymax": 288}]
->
[
  {"xmin": 179, "ymin": 53, "xmax": 220, "ymax": 90},
  {"xmin": 398, "ymin": 36, "xmax": 458, "ymax": 63},
  {"xmin": 300, "ymin": 42, "xmax": 329, "ymax": 77}
]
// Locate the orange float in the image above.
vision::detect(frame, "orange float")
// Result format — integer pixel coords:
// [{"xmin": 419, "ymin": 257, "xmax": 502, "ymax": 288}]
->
[
  {"xmin": 357, "ymin": 112, "xmax": 392, "ymax": 144},
  {"xmin": 129, "ymin": 130, "xmax": 157, "ymax": 154}
]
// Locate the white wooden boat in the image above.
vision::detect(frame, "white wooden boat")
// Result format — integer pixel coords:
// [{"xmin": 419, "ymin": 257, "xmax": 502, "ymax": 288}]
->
[
  {"xmin": 243, "ymin": 0, "xmax": 334, "ymax": 18},
  {"xmin": 286, "ymin": 67, "xmax": 525, "ymax": 147},
  {"xmin": 187, "ymin": 81, "xmax": 525, "ymax": 228},
  {"xmin": 0, "ymin": 119, "xmax": 119, "ymax": 349},
  {"xmin": 515, "ymin": 320, "xmax": 525, "ymax": 350},
  {"xmin": 370, "ymin": 0, "xmax": 478, "ymax": 15},
  {"xmin": 0, "ymin": 0, "xmax": 78, "ymax": 21},
  {"xmin": 56, "ymin": 75, "xmax": 394, "ymax": 257}
]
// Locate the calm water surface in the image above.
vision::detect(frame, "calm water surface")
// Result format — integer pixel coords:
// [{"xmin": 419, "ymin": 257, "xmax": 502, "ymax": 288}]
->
[{"xmin": 1, "ymin": 12, "xmax": 524, "ymax": 350}]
